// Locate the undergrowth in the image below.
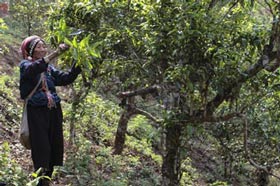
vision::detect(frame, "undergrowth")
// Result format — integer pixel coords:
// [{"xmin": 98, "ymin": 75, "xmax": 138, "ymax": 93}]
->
[{"xmin": 0, "ymin": 142, "xmax": 28, "ymax": 186}]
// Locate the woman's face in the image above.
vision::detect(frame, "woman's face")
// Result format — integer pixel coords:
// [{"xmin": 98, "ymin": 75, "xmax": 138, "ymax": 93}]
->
[{"xmin": 32, "ymin": 41, "xmax": 47, "ymax": 60}]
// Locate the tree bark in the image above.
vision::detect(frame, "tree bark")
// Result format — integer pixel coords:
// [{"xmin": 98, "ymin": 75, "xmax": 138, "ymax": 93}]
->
[
  {"xmin": 114, "ymin": 97, "xmax": 136, "ymax": 154},
  {"xmin": 113, "ymin": 107, "xmax": 134, "ymax": 154},
  {"xmin": 161, "ymin": 123, "xmax": 182, "ymax": 186}
]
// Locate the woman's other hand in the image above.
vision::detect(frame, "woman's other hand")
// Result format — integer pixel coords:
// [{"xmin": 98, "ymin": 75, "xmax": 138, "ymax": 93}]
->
[{"xmin": 58, "ymin": 43, "xmax": 70, "ymax": 52}]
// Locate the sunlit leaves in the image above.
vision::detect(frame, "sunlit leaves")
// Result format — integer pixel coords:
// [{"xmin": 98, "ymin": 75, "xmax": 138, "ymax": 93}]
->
[
  {"xmin": 55, "ymin": 19, "xmax": 69, "ymax": 44},
  {"xmin": 0, "ymin": 18, "xmax": 7, "ymax": 32},
  {"xmin": 0, "ymin": 18, "xmax": 7, "ymax": 55},
  {"xmin": 47, "ymin": 17, "xmax": 102, "ymax": 77}
]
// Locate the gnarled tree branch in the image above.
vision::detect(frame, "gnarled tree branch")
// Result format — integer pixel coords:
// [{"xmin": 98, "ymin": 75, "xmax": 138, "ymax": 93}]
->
[{"xmin": 117, "ymin": 85, "xmax": 159, "ymax": 98}]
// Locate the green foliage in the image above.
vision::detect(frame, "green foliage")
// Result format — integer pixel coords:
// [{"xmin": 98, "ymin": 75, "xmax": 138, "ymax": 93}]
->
[
  {"xmin": 94, "ymin": 146, "xmax": 161, "ymax": 186},
  {"xmin": 63, "ymin": 91, "xmax": 119, "ymax": 144},
  {"xmin": 180, "ymin": 157, "xmax": 200, "ymax": 186},
  {"xmin": 47, "ymin": 2, "xmax": 102, "ymax": 76},
  {"xmin": 127, "ymin": 115, "xmax": 162, "ymax": 163},
  {"xmin": 0, "ymin": 68, "xmax": 21, "ymax": 128},
  {"xmin": 0, "ymin": 18, "xmax": 8, "ymax": 55},
  {"xmin": 8, "ymin": 0, "xmax": 51, "ymax": 36},
  {"xmin": 62, "ymin": 136, "xmax": 161, "ymax": 185},
  {"xmin": 47, "ymin": 0, "xmax": 271, "ymax": 110},
  {"xmin": 0, "ymin": 18, "xmax": 7, "ymax": 32},
  {"xmin": 62, "ymin": 138, "xmax": 94, "ymax": 185},
  {"xmin": 0, "ymin": 142, "xmax": 28, "ymax": 186}
]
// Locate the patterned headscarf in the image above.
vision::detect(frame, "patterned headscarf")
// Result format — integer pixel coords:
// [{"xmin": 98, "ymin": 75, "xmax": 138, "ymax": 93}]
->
[{"xmin": 20, "ymin": 35, "xmax": 45, "ymax": 60}]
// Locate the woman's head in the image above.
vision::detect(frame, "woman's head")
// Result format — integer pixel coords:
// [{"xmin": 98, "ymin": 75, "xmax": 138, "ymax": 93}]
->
[{"xmin": 20, "ymin": 35, "xmax": 47, "ymax": 61}]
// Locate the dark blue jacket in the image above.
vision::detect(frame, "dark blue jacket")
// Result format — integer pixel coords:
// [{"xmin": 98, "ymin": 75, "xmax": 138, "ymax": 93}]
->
[{"xmin": 19, "ymin": 58, "xmax": 81, "ymax": 107}]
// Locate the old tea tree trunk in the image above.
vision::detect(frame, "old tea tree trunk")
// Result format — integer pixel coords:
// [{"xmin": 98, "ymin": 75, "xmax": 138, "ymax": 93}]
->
[{"xmin": 161, "ymin": 121, "xmax": 182, "ymax": 186}]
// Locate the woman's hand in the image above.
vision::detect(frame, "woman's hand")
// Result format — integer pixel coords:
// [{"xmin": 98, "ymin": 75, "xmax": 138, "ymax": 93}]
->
[
  {"xmin": 43, "ymin": 43, "xmax": 70, "ymax": 63},
  {"xmin": 58, "ymin": 43, "xmax": 70, "ymax": 52}
]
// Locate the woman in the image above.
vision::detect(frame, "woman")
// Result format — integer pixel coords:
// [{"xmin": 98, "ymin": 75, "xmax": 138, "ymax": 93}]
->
[{"xmin": 19, "ymin": 35, "xmax": 81, "ymax": 186}]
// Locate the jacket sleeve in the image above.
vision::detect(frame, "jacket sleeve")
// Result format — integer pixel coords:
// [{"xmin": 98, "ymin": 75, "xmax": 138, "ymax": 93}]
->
[
  {"xmin": 51, "ymin": 63, "xmax": 82, "ymax": 86},
  {"xmin": 19, "ymin": 59, "xmax": 48, "ymax": 99},
  {"xmin": 20, "ymin": 59, "xmax": 48, "ymax": 79}
]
